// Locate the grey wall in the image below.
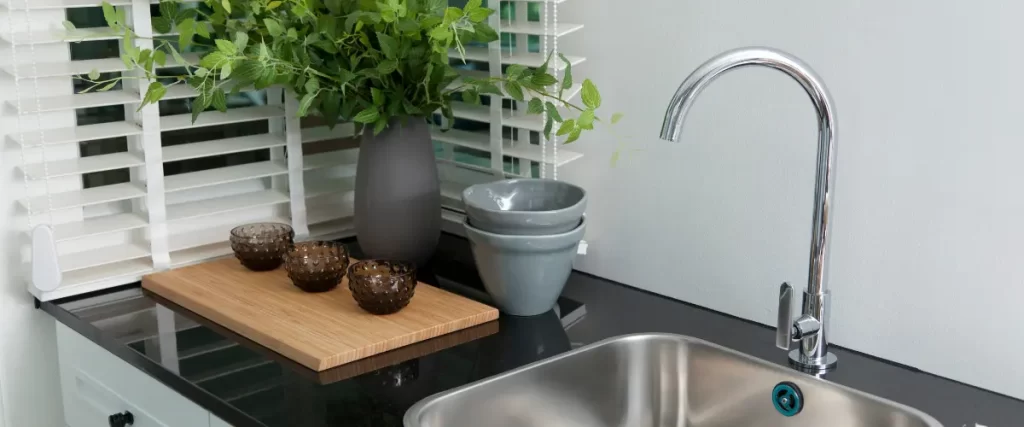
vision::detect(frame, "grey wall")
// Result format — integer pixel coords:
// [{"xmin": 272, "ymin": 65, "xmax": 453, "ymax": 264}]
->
[{"xmin": 560, "ymin": 0, "xmax": 1024, "ymax": 399}]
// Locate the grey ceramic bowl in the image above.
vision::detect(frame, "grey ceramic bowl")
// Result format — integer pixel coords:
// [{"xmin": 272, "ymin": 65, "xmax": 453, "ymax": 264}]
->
[
  {"xmin": 464, "ymin": 217, "xmax": 586, "ymax": 316},
  {"xmin": 462, "ymin": 179, "xmax": 587, "ymax": 236}
]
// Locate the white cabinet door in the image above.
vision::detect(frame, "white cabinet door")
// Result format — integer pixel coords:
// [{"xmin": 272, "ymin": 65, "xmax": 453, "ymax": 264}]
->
[
  {"xmin": 64, "ymin": 367, "xmax": 168, "ymax": 427},
  {"xmin": 56, "ymin": 323, "xmax": 211, "ymax": 427}
]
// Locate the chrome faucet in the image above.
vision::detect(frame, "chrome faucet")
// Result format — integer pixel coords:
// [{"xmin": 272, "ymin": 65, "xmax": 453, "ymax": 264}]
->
[{"xmin": 659, "ymin": 47, "xmax": 839, "ymax": 372}]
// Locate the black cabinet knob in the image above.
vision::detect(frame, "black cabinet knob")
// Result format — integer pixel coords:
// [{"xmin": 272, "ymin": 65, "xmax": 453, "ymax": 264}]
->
[{"xmin": 108, "ymin": 411, "xmax": 134, "ymax": 427}]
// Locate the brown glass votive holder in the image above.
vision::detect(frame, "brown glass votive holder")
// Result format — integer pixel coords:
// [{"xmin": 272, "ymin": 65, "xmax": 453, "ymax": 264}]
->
[
  {"xmin": 347, "ymin": 260, "xmax": 417, "ymax": 315},
  {"xmin": 229, "ymin": 223, "xmax": 294, "ymax": 271},
  {"xmin": 283, "ymin": 241, "xmax": 350, "ymax": 293}
]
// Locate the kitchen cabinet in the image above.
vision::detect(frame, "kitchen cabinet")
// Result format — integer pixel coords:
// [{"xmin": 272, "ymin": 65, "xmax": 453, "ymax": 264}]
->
[{"xmin": 56, "ymin": 323, "xmax": 218, "ymax": 427}]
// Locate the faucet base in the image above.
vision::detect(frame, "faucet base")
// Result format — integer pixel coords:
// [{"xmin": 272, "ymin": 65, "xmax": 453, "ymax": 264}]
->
[{"xmin": 788, "ymin": 350, "xmax": 838, "ymax": 373}]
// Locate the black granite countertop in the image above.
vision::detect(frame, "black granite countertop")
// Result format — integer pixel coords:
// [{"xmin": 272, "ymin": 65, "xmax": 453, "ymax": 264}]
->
[{"xmin": 41, "ymin": 234, "xmax": 1022, "ymax": 427}]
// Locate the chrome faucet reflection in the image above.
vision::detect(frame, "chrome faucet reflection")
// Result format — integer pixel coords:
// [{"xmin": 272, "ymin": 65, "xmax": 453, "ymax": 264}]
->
[{"xmin": 659, "ymin": 47, "xmax": 839, "ymax": 372}]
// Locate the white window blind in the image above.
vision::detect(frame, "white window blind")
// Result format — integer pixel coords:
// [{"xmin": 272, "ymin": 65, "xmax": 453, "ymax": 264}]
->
[
  {"xmin": 435, "ymin": 0, "xmax": 584, "ymax": 210},
  {"xmin": 3, "ymin": 0, "xmax": 586, "ymax": 301},
  {"xmin": 2, "ymin": 0, "xmax": 357, "ymax": 301}
]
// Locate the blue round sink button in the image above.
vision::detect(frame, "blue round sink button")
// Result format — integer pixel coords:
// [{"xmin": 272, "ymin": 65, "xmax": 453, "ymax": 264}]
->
[{"xmin": 772, "ymin": 382, "xmax": 804, "ymax": 416}]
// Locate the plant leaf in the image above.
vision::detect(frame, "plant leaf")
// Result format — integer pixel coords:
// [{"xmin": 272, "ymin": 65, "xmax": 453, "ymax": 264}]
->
[
  {"xmin": 402, "ymin": 99, "xmax": 422, "ymax": 115},
  {"xmin": 377, "ymin": 59, "xmax": 398, "ymax": 74},
  {"xmin": 531, "ymin": 72, "xmax": 557, "ymax": 87},
  {"xmin": 264, "ymin": 19, "xmax": 284, "ymax": 37},
  {"xmin": 611, "ymin": 112, "xmax": 624, "ymax": 124},
  {"xmin": 258, "ymin": 42, "xmax": 270, "ymax": 61},
  {"xmin": 545, "ymin": 102, "xmax": 563, "ymax": 122},
  {"xmin": 195, "ymin": 22, "xmax": 210, "ymax": 39},
  {"xmin": 229, "ymin": 60, "xmax": 260, "ymax": 83},
  {"xmin": 566, "ymin": 128, "xmax": 582, "ymax": 143},
  {"xmin": 143, "ymin": 82, "xmax": 166, "ymax": 107},
  {"xmin": 543, "ymin": 115, "xmax": 554, "ymax": 139},
  {"xmin": 301, "ymin": 76, "xmax": 317, "ymax": 94},
  {"xmin": 559, "ymin": 53, "xmax": 573, "ymax": 97},
  {"xmin": 87, "ymin": 69, "xmax": 101, "ymax": 81},
  {"xmin": 62, "ymin": 21, "xmax": 76, "ymax": 31},
  {"xmin": 581, "ymin": 79, "xmax": 601, "ymax": 109},
  {"xmin": 371, "ymin": 87, "xmax": 385, "ymax": 106},
  {"xmin": 353, "ymin": 107, "xmax": 380, "ymax": 123},
  {"xmin": 320, "ymin": 91, "xmax": 341, "ymax": 128},
  {"xmin": 556, "ymin": 119, "xmax": 575, "ymax": 136},
  {"xmin": 191, "ymin": 92, "xmax": 212, "ymax": 122},
  {"xmin": 527, "ymin": 98, "xmax": 544, "ymax": 114},
  {"xmin": 176, "ymin": 18, "xmax": 196, "ymax": 48},
  {"xmin": 168, "ymin": 45, "xmax": 188, "ymax": 67},
  {"xmin": 504, "ymin": 81, "xmax": 524, "ymax": 101},
  {"xmin": 467, "ymin": 8, "xmax": 491, "ymax": 23},
  {"xmin": 98, "ymin": 80, "xmax": 118, "ymax": 91},
  {"xmin": 578, "ymin": 110, "xmax": 595, "ymax": 130},
  {"xmin": 298, "ymin": 92, "xmax": 316, "ymax": 116},
  {"xmin": 102, "ymin": 2, "xmax": 117, "ymax": 27},
  {"xmin": 210, "ymin": 89, "xmax": 227, "ymax": 112},
  {"xmin": 234, "ymin": 31, "xmax": 249, "ymax": 52},
  {"xmin": 376, "ymin": 32, "xmax": 399, "ymax": 59},
  {"xmin": 535, "ymin": 50, "xmax": 553, "ymax": 75},
  {"xmin": 220, "ymin": 62, "xmax": 232, "ymax": 79},
  {"xmin": 373, "ymin": 117, "xmax": 388, "ymax": 134},
  {"xmin": 443, "ymin": 7, "xmax": 464, "ymax": 24},
  {"xmin": 221, "ymin": 0, "xmax": 231, "ymax": 14},
  {"xmin": 505, "ymin": 64, "xmax": 526, "ymax": 80},
  {"xmin": 152, "ymin": 16, "xmax": 172, "ymax": 34},
  {"xmin": 476, "ymin": 82, "xmax": 503, "ymax": 96},
  {"xmin": 215, "ymin": 39, "xmax": 237, "ymax": 55},
  {"xmin": 152, "ymin": 49, "xmax": 167, "ymax": 66},
  {"xmin": 199, "ymin": 51, "xmax": 228, "ymax": 70}
]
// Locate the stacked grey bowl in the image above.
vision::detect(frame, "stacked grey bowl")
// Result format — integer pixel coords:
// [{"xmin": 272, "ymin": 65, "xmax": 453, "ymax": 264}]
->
[{"xmin": 462, "ymin": 179, "xmax": 587, "ymax": 316}]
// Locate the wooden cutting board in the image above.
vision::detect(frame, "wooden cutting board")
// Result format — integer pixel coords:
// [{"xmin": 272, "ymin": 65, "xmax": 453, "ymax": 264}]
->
[{"xmin": 142, "ymin": 257, "xmax": 499, "ymax": 371}]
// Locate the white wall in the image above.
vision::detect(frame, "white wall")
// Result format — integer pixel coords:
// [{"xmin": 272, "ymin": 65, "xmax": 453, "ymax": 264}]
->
[
  {"xmin": 1, "ymin": 9, "xmax": 69, "ymax": 427},
  {"xmin": 561, "ymin": 0, "xmax": 1024, "ymax": 398}
]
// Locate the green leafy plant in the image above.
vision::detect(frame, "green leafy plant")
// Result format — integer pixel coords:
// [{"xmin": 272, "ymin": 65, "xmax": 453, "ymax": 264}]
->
[{"xmin": 78, "ymin": 0, "xmax": 607, "ymax": 141}]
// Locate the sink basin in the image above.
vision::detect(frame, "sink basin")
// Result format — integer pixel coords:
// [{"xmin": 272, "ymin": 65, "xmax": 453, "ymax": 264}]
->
[{"xmin": 404, "ymin": 334, "xmax": 942, "ymax": 427}]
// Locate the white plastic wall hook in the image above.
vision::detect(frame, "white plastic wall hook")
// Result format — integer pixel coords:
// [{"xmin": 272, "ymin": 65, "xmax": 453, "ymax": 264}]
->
[{"xmin": 31, "ymin": 225, "xmax": 61, "ymax": 292}]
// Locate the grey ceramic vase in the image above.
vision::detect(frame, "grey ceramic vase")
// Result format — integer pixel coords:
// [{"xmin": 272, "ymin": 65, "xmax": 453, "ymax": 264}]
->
[{"xmin": 355, "ymin": 118, "xmax": 441, "ymax": 265}]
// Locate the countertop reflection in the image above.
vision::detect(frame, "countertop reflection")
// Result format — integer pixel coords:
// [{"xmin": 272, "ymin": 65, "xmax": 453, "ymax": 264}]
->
[{"xmin": 42, "ymin": 234, "xmax": 1023, "ymax": 427}]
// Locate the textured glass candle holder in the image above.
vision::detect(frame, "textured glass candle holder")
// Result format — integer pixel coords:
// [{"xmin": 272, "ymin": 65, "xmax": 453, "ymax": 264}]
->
[
  {"xmin": 347, "ymin": 260, "xmax": 417, "ymax": 314},
  {"xmin": 283, "ymin": 241, "xmax": 350, "ymax": 293},
  {"xmin": 229, "ymin": 223, "xmax": 294, "ymax": 271}
]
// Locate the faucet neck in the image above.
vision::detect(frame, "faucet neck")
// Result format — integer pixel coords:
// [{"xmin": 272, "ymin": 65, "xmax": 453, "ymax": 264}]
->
[{"xmin": 659, "ymin": 47, "xmax": 838, "ymax": 297}]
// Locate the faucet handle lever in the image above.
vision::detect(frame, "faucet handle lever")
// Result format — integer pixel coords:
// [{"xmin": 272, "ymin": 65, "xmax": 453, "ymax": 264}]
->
[{"xmin": 776, "ymin": 282, "xmax": 794, "ymax": 351}]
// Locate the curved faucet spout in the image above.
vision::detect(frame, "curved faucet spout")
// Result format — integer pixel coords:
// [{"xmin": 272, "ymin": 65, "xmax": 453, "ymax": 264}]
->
[{"xmin": 659, "ymin": 47, "xmax": 839, "ymax": 372}]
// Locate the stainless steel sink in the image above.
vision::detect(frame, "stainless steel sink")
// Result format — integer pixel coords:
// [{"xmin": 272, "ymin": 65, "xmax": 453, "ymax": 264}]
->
[{"xmin": 404, "ymin": 334, "xmax": 942, "ymax": 427}]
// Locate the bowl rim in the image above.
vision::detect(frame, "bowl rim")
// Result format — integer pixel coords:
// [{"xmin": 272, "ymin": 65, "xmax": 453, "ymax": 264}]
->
[
  {"xmin": 347, "ymin": 259, "xmax": 417, "ymax": 280},
  {"xmin": 461, "ymin": 178, "xmax": 587, "ymax": 217},
  {"xmin": 230, "ymin": 222, "xmax": 294, "ymax": 239},
  {"xmin": 282, "ymin": 240, "xmax": 348, "ymax": 259},
  {"xmin": 462, "ymin": 215, "xmax": 586, "ymax": 240}
]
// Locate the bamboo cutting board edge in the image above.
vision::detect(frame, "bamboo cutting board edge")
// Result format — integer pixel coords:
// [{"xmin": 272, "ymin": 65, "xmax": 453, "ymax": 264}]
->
[
  {"xmin": 142, "ymin": 258, "xmax": 499, "ymax": 371},
  {"xmin": 144, "ymin": 272, "xmax": 327, "ymax": 369}
]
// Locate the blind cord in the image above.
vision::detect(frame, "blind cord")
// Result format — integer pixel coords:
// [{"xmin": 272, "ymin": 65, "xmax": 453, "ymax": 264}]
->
[
  {"xmin": 540, "ymin": 0, "xmax": 547, "ymax": 179},
  {"xmin": 25, "ymin": 4, "xmax": 55, "ymax": 226},
  {"xmin": 551, "ymin": 0, "xmax": 558, "ymax": 180}
]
